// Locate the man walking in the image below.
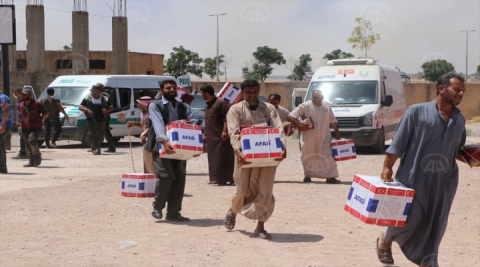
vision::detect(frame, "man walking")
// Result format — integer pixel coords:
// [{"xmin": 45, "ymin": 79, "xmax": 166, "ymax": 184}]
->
[
  {"xmin": 96, "ymin": 83, "xmax": 116, "ymax": 153},
  {"xmin": 0, "ymin": 89, "xmax": 13, "ymax": 173},
  {"xmin": 375, "ymin": 73, "xmax": 466, "ymax": 267},
  {"xmin": 79, "ymin": 85, "xmax": 112, "ymax": 155},
  {"xmin": 287, "ymin": 90, "xmax": 341, "ymax": 183},
  {"xmin": 12, "ymin": 88, "xmax": 28, "ymax": 159},
  {"xmin": 41, "ymin": 88, "xmax": 69, "ymax": 148},
  {"xmin": 268, "ymin": 94, "xmax": 290, "ymax": 123},
  {"xmin": 223, "ymin": 79, "xmax": 286, "ymax": 239},
  {"xmin": 145, "ymin": 79, "xmax": 192, "ymax": 221},
  {"xmin": 200, "ymin": 85, "xmax": 234, "ymax": 185},
  {"xmin": 18, "ymin": 88, "xmax": 48, "ymax": 167}
]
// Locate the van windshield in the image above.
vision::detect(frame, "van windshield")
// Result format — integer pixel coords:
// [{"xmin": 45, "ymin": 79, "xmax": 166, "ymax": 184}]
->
[
  {"xmin": 306, "ymin": 81, "xmax": 378, "ymax": 105},
  {"xmin": 38, "ymin": 87, "xmax": 91, "ymax": 106}
]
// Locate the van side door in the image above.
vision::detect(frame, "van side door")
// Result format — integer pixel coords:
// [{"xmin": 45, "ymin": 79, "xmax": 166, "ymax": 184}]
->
[{"xmin": 107, "ymin": 87, "xmax": 139, "ymax": 137}]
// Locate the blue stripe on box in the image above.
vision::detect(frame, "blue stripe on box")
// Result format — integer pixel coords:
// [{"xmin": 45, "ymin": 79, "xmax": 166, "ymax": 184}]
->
[
  {"xmin": 332, "ymin": 149, "xmax": 338, "ymax": 156},
  {"xmin": 224, "ymin": 98, "xmax": 231, "ymax": 103},
  {"xmin": 171, "ymin": 132, "xmax": 179, "ymax": 141},
  {"xmin": 139, "ymin": 182, "xmax": 145, "ymax": 190},
  {"xmin": 122, "ymin": 181, "xmax": 125, "ymax": 189},
  {"xmin": 366, "ymin": 198, "xmax": 379, "ymax": 213},
  {"xmin": 199, "ymin": 134, "xmax": 203, "ymax": 144},
  {"xmin": 275, "ymin": 137, "xmax": 282, "ymax": 148},
  {"xmin": 403, "ymin": 203, "xmax": 411, "ymax": 215},
  {"xmin": 347, "ymin": 187, "xmax": 354, "ymax": 200},
  {"xmin": 243, "ymin": 139, "xmax": 251, "ymax": 150},
  {"xmin": 352, "ymin": 146, "xmax": 356, "ymax": 153}
]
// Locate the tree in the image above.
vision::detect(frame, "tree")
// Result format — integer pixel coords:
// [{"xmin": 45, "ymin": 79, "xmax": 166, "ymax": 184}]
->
[
  {"xmin": 347, "ymin": 17, "xmax": 380, "ymax": 58},
  {"xmin": 287, "ymin": 54, "xmax": 313, "ymax": 81},
  {"xmin": 164, "ymin": 46, "xmax": 203, "ymax": 78},
  {"xmin": 242, "ymin": 46, "xmax": 286, "ymax": 82},
  {"xmin": 322, "ymin": 49, "xmax": 354, "ymax": 60},
  {"xmin": 63, "ymin": 44, "xmax": 72, "ymax": 51},
  {"xmin": 220, "ymin": 57, "xmax": 232, "ymax": 82},
  {"xmin": 421, "ymin": 59, "xmax": 455, "ymax": 82},
  {"xmin": 477, "ymin": 65, "xmax": 480, "ymax": 74},
  {"xmin": 203, "ymin": 55, "xmax": 225, "ymax": 80}
]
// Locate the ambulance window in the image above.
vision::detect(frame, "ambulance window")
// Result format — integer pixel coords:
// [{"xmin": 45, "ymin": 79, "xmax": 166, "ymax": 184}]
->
[
  {"xmin": 118, "ymin": 88, "xmax": 131, "ymax": 110},
  {"xmin": 133, "ymin": 89, "xmax": 158, "ymax": 107}
]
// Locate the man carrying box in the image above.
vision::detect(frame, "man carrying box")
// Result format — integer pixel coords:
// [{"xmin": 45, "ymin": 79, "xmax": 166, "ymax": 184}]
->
[
  {"xmin": 376, "ymin": 73, "xmax": 466, "ymax": 266},
  {"xmin": 223, "ymin": 79, "xmax": 286, "ymax": 240},
  {"xmin": 287, "ymin": 90, "xmax": 342, "ymax": 183},
  {"xmin": 145, "ymin": 79, "xmax": 193, "ymax": 222}
]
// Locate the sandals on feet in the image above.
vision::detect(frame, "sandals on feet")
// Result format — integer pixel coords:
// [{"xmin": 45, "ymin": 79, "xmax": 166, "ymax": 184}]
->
[
  {"xmin": 326, "ymin": 177, "xmax": 341, "ymax": 184},
  {"xmin": 253, "ymin": 229, "xmax": 272, "ymax": 240},
  {"xmin": 376, "ymin": 237, "xmax": 394, "ymax": 265},
  {"xmin": 223, "ymin": 208, "xmax": 236, "ymax": 230}
]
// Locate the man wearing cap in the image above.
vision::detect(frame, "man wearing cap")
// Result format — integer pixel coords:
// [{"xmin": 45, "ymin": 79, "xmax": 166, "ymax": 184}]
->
[
  {"xmin": 41, "ymin": 88, "xmax": 69, "ymax": 149},
  {"xmin": 18, "ymin": 88, "xmax": 48, "ymax": 167},
  {"xmin": 79, "ymin": 85, "xmax": 113, "ymax": 155},
  {"xmin": 95, "ymin": 83, "xmax": 116, "ymax": 153},
  {"xmin": 0, "ymin": 89, "xmax": 13, "ymax": 173}
]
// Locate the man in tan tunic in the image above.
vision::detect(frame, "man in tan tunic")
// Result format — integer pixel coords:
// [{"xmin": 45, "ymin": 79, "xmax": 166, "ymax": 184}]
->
[
  {"xmin": 287, "ymin": 90, "xmax": 341, "ymax": 183},
  {"xmin": 268, "ymin": 94, "xmax": 290, "ymax": 123},
  {"xmin": 223, "ymin": 79, "xmax": 286, "ymax": 240}
]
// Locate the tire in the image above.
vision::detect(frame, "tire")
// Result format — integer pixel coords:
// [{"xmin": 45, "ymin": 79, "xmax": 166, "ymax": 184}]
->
[
  {"xmin": 371, "ymin": 129, "xmax": 385, "ymax": 154},
  {"xmin": 81, "ymin": 131, "xmax": 91, "ymax": 148}
]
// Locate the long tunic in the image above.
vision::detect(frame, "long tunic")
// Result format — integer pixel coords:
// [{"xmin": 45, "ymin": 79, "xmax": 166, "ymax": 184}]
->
[
  {"xmin": 276, "ymin": 105, "xmax": 290, "ymax": 123},
  {"xmin": 227, "ymin": 101, "xmax": 286, "ymax": 222},
  {"xmin": 289, "ymin": 100, "xmax": 339, "ymax": 178},
  {"xmin": 384, "ymin": 100, "xmax": 466, "ymax": 266},
  {"xmin": 204, "ymin": 98, "xmax": 234, "ymax": 184}
]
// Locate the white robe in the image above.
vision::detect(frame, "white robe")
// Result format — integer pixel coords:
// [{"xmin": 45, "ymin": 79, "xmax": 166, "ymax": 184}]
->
[{"xmin": 290, "ymin": 100, "xmax": 339, "ymax": 178}]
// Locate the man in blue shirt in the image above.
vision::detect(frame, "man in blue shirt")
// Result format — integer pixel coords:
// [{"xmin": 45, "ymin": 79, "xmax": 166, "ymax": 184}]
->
[{"xmin": 0, "ymin": 90, "xmax": 13, "ymax": 173}]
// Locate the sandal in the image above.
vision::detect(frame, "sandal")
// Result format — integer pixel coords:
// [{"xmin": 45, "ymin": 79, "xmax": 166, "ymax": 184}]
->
[
  {"xmin": 376, "ymin": 237, "xmax": 394, "ymax": 265},
  {"xmin": 253, "ymin": 229, "xmax": 272, "ymax": 240},
  {"xmin": 326, "ymin": 177, "xmax": 341, "ymax": 184},
  {"xmin": 223, "ymin": 208, "xmax": 236, "ymax": 230}
]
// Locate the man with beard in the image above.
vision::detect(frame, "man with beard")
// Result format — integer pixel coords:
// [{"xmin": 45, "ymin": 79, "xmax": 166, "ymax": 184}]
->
[
  {"xmin": 287, "ymin": 90, "xmax": 341, "ymax": 183},
  {"xmin": 223, "ymin": 79, "xmax": 286, "ymax": 240},
  {"xmin": 200, "ymin": 85, "xmax": 234, "ymax": 185},
  {"xmin": 375, "ymin": 73, "xmax": 466, "ymax": 267},
  {"xmin": 18, "ymin": 88, "xmax": 48, "ymax": 167},
  {"xmin": 145, "ymin": 79, "xmax": 192, "ymax": 221}
]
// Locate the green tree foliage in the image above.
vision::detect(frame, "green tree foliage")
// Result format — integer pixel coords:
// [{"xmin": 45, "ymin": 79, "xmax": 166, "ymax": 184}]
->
[
  {"xmin": 164, "ymin": 46, "xmax": 203, "ymax": 78},
  {"xmin": 347, "ymin": 18, "xmax": 380, "ymax": 58},
  {"xmin": 63, "ymin": 44, "xmax": 72, "ymax": 51},
  {"xmin": 288, "ymin": 54, "xmax": 313, "ymax": 81},
  {"xmin": 203, "ymin": 55, "xmax": 225, "ymax": 80},
  {"xmin": 421, "ymin": 59, "xmax": 455, "ymax": 82},
  {"xmin": 322, "ymin": 49, "xmax": 354, "ymax": 60},
  {"xmin": 477, "ymin": 65, "xmax": 480, "ymax": 74},
  {"xmin": 242, "ymin": 46, "xmax": 286, "ymax": 82}
]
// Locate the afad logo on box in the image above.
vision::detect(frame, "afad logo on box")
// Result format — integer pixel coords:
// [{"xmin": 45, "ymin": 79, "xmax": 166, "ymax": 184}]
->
[
  {"xmin": 182, "ymin": 135, "xmax": 195, "ymax": 141},
  {"xmin": 340, "ymin": 149, "xmax": 350, "ymax": 153},
  {"xmin": 255, "ymin": 141, "xmax": 271, "ymax": 146},
  {"xmin": 354, "ymin": 195, "xmax": 365, "ymax": 204}
]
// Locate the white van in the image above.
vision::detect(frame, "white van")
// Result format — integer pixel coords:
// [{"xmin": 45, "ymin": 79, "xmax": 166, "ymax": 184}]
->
[
  {"xmin": 302, "ymin": 59, "xmax": 406, "ymax": 153},
  {"xmin": 38, "ymin": 75, "xmax": 175, "ymax": 147}
]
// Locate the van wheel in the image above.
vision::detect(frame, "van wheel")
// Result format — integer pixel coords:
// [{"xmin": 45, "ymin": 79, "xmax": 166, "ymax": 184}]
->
[
  {"xmin": 81, "ymin": 132, "xmax": 91, "ymax": 148},
  {"xmin": 371, "ymin": 130, "xmax": 385, "ymax": 154}
]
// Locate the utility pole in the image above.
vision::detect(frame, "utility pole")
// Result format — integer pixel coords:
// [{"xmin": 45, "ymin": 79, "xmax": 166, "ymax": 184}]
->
[{"xmin": 209, "ymin": 13, "xmax": 226, "ymax": 82}]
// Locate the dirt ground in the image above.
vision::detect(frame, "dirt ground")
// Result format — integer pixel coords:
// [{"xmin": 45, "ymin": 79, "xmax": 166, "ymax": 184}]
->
[{"xmin": 1, "ymin": 125, "xmax": 479, "ymax": 267}]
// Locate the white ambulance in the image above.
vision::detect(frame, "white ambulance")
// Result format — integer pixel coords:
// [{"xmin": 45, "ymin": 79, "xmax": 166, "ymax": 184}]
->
[
  {"xmin": 38, "ymin": 75, "xmax": 175, "ymax": 147},
  {"xmin": 303, "ymin": 59, "xmax": 406, "ymax": 153}
]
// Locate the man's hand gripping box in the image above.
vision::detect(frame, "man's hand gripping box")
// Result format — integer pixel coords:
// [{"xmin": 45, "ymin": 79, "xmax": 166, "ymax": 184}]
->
[
  {"xmin": 344, "ymin": 175, "xmax": 415, "ymax": 227},
  {"xmin": 121, "ymin": 173, "xmax": 157, "ymax": 197},
  {"xmin": 240, "ymin": 127, "xmax": 283, "ymax": 168},
  {"xmin": 331, "ymin": 139, "xmax": 357, "ymax": 161},
  {"xmin": 158, "ymin": 122, "xmax": 203, "ymax": 160},
  {"xmin": 218, "ymin": 83, "xmax": 243, "ymax": 104}
]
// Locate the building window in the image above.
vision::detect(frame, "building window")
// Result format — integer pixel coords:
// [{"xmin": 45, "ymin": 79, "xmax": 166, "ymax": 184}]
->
[
  {"xmin": 89, "ymin": 60, "xmax": 106, "ymax": 70},
  {"xmin": 147, "ymin": 71, "xmax": 154, "ymax": 75},
  {"xmin": 56, "ymin": 59, "xmax": 73, "ymax": 69},
  {"xmin": 17, "ymin": 59, "xmax": 27, "ymax": 69}
]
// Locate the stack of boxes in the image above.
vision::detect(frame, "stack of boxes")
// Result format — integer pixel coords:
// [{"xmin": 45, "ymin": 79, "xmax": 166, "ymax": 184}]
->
[
  {"xmin": 121, "ymin": 173, "xmax": 157, "ymax": 197},
  {"xmin": 344, "ymin": 175, "xmax": 415, "ymax": 227},
  {"xmin": 240, "ymin": 127, "xmax": 283, "ymax": 168}
]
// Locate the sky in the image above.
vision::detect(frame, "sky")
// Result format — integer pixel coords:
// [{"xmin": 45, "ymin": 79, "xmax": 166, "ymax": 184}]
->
[{"xmin": 6, "ymin": 0, "xmax": 480, "ymax": 79}]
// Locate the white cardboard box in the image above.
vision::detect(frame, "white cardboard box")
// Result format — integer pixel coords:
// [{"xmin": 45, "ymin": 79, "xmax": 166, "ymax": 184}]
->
[
  {"xmin": 217, "ymin": 83, "xmax": 243, "ymax": 104},
  {"xmin": 121, "ymin": 173, "xmax": 157, "ymax": 198},
  {"xmin": 175, "ymin": 87, "xmax": 187, "ymax": 102},
  {"xmin": 344, "ymin": 175, "xmax": 415, "ymax": 227},
  {"xmin": 331, "ymin": 139, "xmax": 357, "ymax": 161},
  {"xmin": 158, "ymin": 122, "xmax": 203, "ymax": 160},
  {"xmin": 240, "ymin": 127, "xmax": 283, "ymax": 168}
]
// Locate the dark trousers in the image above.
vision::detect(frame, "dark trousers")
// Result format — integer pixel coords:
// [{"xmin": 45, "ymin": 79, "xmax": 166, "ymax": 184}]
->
[
  {"xmin": 0, "ymin": 127, "xmax": 11, "ymax": 171},
  {"xmin": 86, "ymin": 120, "xmax": 106, "ymax": 151},
  {"xmin": 22, "ymin": 128, "xmax": 42, "ymax": 157},
  {"xmin": 104, "ymin": 119, "xmax": 115, "ymax": 150},
  {"xmin": 18, "ymin": 128, "xmax": 26, "ymax": 155},
  {"xmin": 152, "ymin": 152, "xmax": 187, "ymax": 215},
  {"xmin": 44, "ymin": 117, "xmax": 62, "ymax": 144}
]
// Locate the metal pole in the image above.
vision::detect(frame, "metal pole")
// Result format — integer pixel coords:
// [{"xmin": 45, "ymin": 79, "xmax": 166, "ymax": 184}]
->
[
  {"xmin": 1, "ymin": 45, "xmax": 10, "ymax": 97},
  {"xmin": 465, "ymin": 31, "xmax": 468, "ymax": 81},
  {"xmin": 216, "ymin": 15, "xmax": 219, "ymax": 82}
]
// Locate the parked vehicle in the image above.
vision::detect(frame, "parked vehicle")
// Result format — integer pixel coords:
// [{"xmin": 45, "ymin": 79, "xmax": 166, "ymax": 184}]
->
[{"xmin": 302, "ymin": 59, "xmax": 407, "ymax": 153}]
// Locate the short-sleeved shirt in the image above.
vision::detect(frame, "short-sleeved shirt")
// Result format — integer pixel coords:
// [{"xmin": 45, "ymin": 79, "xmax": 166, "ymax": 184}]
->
[
  {"xmin": 41, "ymin": 96, "xmax": 60, "ymax": 117},
  {"xmin": 0, "ymin": 93, "xmax": 13, "ymax": 128}
]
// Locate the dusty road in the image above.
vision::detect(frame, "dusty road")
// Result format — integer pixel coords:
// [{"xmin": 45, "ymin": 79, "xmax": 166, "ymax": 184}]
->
[{"xmin": 0, "ymin": 129, "xmax": 479, "ymax": 267}]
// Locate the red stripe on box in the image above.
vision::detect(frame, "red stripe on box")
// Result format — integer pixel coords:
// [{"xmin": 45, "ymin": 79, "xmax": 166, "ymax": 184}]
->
[
  {"xmin": 344, "ymin": 205, "xmax": 351, "ymax": 212},
  {"xmin": 406, "ymin": 190, "xmax": 415, "ymax": 197},
  {"xmin": 181, "ymin": 145, "xmax": 198, "ymax": 150},
  {"xmin": 377, "ymin": 219, "xmax": 397, "ymax": 226},
  {"xmin": 268, "ymin": 128, "xmax": 280, "ymax": 134},
  {"xmin": 349, "ymin": 209, "xmax": 361, "ymax": 219},
  {"xmin": 360, "ymin": 215, "xmax": 377, "ymax": 224},
  {"xmin": 146, "ymin": 193, "xmax": 155, "ymax": 197},
  {"xmin": 359, "ymin": 178, "xmax": 371, "ymax": 190},
  {"xmin": 270, "ymin": 152, "xmax": 282, "ymax": 157},
  {"xmin": 251, "ymin": 129, "xmax": 268, "ymax": 134},
  {"xmin": 233, "ymin": 93, "xmax": 243, "ymax": 104},
  {"xmin": 387, "ymin": 189, "xmax": 406, "ymax": 196},
  {"xmin": 353, "ymin": 175, "xmax": 361, "ymax": 183},
  {"xmin": 244, "ymin": 154, "xmax": 254, "ymax": 159},
  {"xmin": 253, "ymin": 153, "xmax": 270, "ymax": 158},
  {"xmin": 121, "ymin": 192, "xmax": 128, "ymax": 196},
  {"xmin": 396, "ymin": 221, "xmax": 406, "ymax": 227},
  {"xmin": 136, "ymin": 193, "xmax": 147, "ymax": 198},
  {"xmin": 159, "ymin": 152, "xmax": 165, "ymax": 157},
  {"xmin": 173, "ymin": 144, "xmax": 182, "ymax": 149}
]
